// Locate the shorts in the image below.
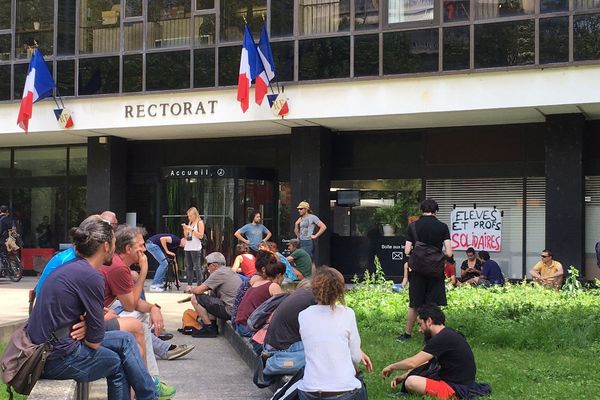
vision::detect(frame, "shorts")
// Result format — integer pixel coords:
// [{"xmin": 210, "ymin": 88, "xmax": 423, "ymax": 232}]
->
[
  {"xmin": 104, "ymin": 318, "xmax": 120, "ymax": 331},
  {"xmin": 196, "ymin": 294, "xmax": 230, "ymax": 320},
  {"xmin": 425, "ymin": 378, "xmax": 456, "ymax": 400},
  {"xmin": 408, "ymin": 273, "xmax": 447, "ymax": 308}
]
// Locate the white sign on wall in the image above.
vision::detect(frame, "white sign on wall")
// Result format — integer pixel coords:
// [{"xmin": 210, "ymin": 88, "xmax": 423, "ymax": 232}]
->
[{"xmin": 450, "ymin": 207, "xmax": 502, "ymax": 252}]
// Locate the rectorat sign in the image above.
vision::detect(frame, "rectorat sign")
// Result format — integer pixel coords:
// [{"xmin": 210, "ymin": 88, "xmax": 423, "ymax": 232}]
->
[{"xmin": 125, "ymin": 100, "xmax": 217, "ymax": 118}]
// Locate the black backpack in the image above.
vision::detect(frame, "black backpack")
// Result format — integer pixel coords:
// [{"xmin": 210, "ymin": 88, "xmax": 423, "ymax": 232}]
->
[{"xmin": 408, "ymin": 223, "xmax": 445, "ymax": 279}]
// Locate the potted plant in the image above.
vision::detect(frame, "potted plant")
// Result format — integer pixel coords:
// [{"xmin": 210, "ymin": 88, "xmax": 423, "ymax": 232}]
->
[{"xmin": 373, "ymin": 198, "xmax": 420, "ymax": 236}]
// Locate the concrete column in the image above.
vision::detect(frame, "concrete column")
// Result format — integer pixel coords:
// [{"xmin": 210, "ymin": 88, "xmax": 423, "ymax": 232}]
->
[
  {"xmin": 86, "ymin": 136, "xmax": 127, "ymax": 220},
  {"xmin": 290, "ymin": 126, "xmax": 332, "ymax": 266},
  {"xmin": 545, "ymin": 114, "xmax": 585, "ymax": 274}
]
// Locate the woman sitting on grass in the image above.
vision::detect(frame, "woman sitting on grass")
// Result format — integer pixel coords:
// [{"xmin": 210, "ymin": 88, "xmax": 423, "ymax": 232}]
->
[{"xmin": 298, "ymin": 266, "xmax": 373, "ymax": 400}]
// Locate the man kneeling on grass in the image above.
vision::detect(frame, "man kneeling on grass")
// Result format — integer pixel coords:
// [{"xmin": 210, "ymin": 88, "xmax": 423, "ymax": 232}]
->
[{"xmin": 381, "ymin": 304, "xmax": 491, "ymax": 399}]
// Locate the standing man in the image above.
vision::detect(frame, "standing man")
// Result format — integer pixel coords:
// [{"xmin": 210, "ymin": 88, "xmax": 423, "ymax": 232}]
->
[
  {"xmin": 294, "ymin": 201, "xmax": 327, "ymax": 261},
  {"xmin": 234, "ymin": 211, "xmax": 272, "ymax": 254},
  {"xmin": 381, "ymin": 304, "xmax": 491, "ymax": 399},
  {"xmin": 397, "ymin": 199, "xmax": 452, "ymax": 342},
  {"xmin": 146, "ymin": 233, "xmax": 183, "ymax": 292},
  {"xmin": 529, "ymin": 249, "xmax": 564, "ymax": 289},
  {"xmin": 0, "ymin": 205, "xmax": 15, "ymax": 254}
]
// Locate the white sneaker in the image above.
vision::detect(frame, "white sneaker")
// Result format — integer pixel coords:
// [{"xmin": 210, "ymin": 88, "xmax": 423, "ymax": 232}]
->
[{"xmin": 150, "ymin": 285, "xmax": 165, "ymax": 292}]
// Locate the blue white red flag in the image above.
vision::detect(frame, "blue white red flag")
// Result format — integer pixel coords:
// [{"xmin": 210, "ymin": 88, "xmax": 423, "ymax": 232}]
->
[
  {"xmin": 237, "ymin": 25, "xmax": 263, "ymax": 112},
  {"xmin": 255, "ymin": 24, "xmax": 276, "ymax": 106},
  {"xmin": 17, "ymin": 48, "xmax": 56, "ymax": 133}
]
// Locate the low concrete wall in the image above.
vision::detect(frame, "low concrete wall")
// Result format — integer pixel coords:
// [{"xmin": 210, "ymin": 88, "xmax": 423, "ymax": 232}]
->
[{"xmin": 0, "ymin": 318, "xmax": 26, "ymax": 343}]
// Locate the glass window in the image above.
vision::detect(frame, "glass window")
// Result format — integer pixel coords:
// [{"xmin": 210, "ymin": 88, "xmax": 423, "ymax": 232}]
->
[
  {"xmin": 355, "ymin": 0, "xmax": 379, "ymax": 30},
  {"xmin": 146, "ymin": 50, "xmax": 190, "ymax": 90},
  {"xmin": 125, "ymin": 0, "xmax": 143, "ymax": 17},
  {"xmin": 0, "ymin": 0, "xmax": 10, "ymax": 29},
  {"xmin": 14, "ymin": 147, "xmax": 67, "ymax": 177},
  {"xmin": 574, "ymin": 0, "xmax": 600, "ymax": 10},
  {"xmin": 123, "ymin": 54, "xmax": 143, "ymax": 92},
  {"xmin": 299, "ymin": 37, "xmax": 350, "ymax": 80},
  {"xmin": 220, "ymin": 0, "xmax": 267, "ymax": 42},
  {"xmin": 475, "ymin": 0, "xmax": 534, "ymax": 19},
  {"xmin": 124, "ymin": 21, "xmax": 144, "ymax": 51},
  {"xmin": 300, "ymin": 0, "xmax": 350, "ymax": 34},
  {"xmin": 16, "ymin": 0, "xmax": 54, "ymax": 59},
  {"xmin": 194, "ymin": 48, "xmax": 215, "ymax": 87},
  {"xmin": 78, "ymin": 56, "xmax": 120, "ymax": 95},
  {"xmin": 0, "ymin": 149, "xmax": 9, "ymax": 171},
  {"xmin": 271, "ymin": 0, "xmax": 294, "ymax": 37},
  {"xmin": 383, "ymin": 29, "xmax": 439, "ymax": 74},
  {"xmin": 148, "ymin": 0, "xmax": 191, "ymax": 49},
  {"xmin": 56, "ymin": 60, "xmax": 75, "ymax": 96},
  {"xmin": 197, "ymin": 0, "xmax": 215, "ymax": 9},
  {"xmin": 13, "ymin": 63, "xmax": 28, "ymax": 98},
  {"xmin": 79, "ymin": 0, "xmax": 120, "ymax": 54},
  {"xmin": 69, "ymin": 147, "xmax": 87, "ymax": 176},
  {"xmin": 474, "ymin": 20, "xmax": 534, "ymax": 68},
  {"xmin": 271, "ymin": 41, "xmax": 294, "ymax": 82},
  {"xmin": 354, "ymin": 34, "xmax": 379, "ymax": 76},
  {"xmin": 574, "ymin": 13, "xmax": 600, "ymax": 61},
  {"xmin": 0, "ymin": 65, "xmax": 10, "ymax": 100},
  {"xmin": 218, "ymin": 46, "xmax": 239, "ymax": 86},
  {"xmin": 0, "ymin": 34, "xmax": 10, "ymax": 61},
  {"xmin": 540, "ymin": 0, "xmax": 568, "ymax": 12},
  {"xmin": 539, "ymin": 17, "xmax": 568, "ymax": 64},
  {"xmin": 68, "ymin": 186, "xmax": 88, "ymax": 234},
  {"xmin": 444, "ymin": 0, "xmax": 469, "ymax": 22},
  {"xmin": 195, "ymin": 15, "xmax": 216, "ymax": 46},
  {"xmin": 443, "ymin": 25, "xmax": 470, "ymax": 70},
  {"xmin": 57, "ymin": 0, "xmax": 76, "ymax": 55},
  {"xmin": 388, "ymin": 0, "xmax": 434, "ymax": 24}
]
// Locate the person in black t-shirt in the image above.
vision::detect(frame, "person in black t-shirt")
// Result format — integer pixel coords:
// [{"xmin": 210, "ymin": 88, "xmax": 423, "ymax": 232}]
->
[
  {"xmin": 397, "ymin": 199, "xmax": 452, "ymax": 342},
  {"xmin": 381, "ymin": 304, "xmax": 490, "ymax": 399},
  {"xmin": 458, "ymin": 247, "xmax": 483, "ymax": 284}
]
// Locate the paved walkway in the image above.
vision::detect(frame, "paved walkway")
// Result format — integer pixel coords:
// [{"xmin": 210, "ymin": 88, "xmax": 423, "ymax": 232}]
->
[{"xmin": 0, "ymin": 276, "xmax": 271, "ymax": 400}]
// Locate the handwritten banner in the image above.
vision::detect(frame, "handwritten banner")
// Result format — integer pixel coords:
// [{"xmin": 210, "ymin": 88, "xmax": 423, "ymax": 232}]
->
[{"xmin": 450, "ymin": 207, "xmax": 502, "ymax": 252}]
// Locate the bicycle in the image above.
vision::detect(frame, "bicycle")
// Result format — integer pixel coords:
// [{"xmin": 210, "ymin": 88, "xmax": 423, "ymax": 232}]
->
[
  {"xmin": 0, "ymin": 250, "xmax": 23, "ymax": 282},
  {"xmin": 163, "ymin": 256, "xmax": 181, "ymax": 291}
]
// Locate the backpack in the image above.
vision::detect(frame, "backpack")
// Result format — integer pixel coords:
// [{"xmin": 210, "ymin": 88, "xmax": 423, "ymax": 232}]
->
[
  {"xmin": 408, "ymin": 223, "xmax": 445, "ymax": 279},
  {"xmin": 230, "ymin": 275, "xmax": 251, "ymax": 322},
  {"xmin": 247, "ymin": 293, "xmax": 289, "ymax": 332},
  {"xmin": 595, "ymin": 241, "xmax": 600, "ymax": 268},
  {"xmin": 181, "ymin": 309, "xmax": 200, "ymax": 330}
]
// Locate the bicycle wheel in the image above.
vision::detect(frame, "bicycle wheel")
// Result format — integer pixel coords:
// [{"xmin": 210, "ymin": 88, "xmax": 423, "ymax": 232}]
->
[{"xmin": 8, "ymin": 256, "xmax": 23, "ymax": 282}]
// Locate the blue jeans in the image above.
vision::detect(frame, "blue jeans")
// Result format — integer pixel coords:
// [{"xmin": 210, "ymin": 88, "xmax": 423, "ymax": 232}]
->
[
  {"xmin": 300, "ymin": 239, "xmax": 315, "ymax": 260},
  {"xmin": 299, "ymin": 387, "xmax": 367, "ymax": 400},
  {"xmin": 43, "ymin": 331, "xmax": 156, "ymax": 400},
  {"xmin": 146, "ymin": 242, "xmax": 168, "ymax": 286}
]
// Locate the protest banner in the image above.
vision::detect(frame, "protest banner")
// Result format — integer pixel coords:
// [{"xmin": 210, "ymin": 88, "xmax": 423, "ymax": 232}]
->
[{"xmin": 450, "ymin": 207, "xmax": 502, "ymax": 252}]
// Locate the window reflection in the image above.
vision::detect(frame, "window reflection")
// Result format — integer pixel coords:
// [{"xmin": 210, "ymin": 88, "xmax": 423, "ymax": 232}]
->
[
  {"xmin": 389, "ymin": 0, "xmax": 434, "ymax": 24},
  {"xmin": 218, "ymin": 46, "xmax": 239, "ymax": 86},
  {"xmin": 444, "ymin": 0, "xmax": 469, "ymax": 22},
  {"xmin": 443, "ymin": 25, "xmax": 469, "ymax": 70},
  {"xmin": 0, "ymin": 149, "xmax": 9, "ymax": 172},
  {"xmin": 271, "ymin": 0, "xmax": 294, "ymax": 37},
  {"xmin": 540, "ymin": 0, "xmax": 568, "ymax": 12},
  {"xmin": 195, "ymin": 15, "xmax": 216, "ymax": 46},
  {"xmin": 220, "ymin": 0, "xmax": 267, "ymax": 42},
  {"xmin": 540, "ymin": 17, "xmax": 568, "ymax": 64},
  {"xmin": 69, "ymin": 147, "xmax": 87, "ymax": 176},
  {"xmin": 16, "ymin": 0, "xmax": 54, "ymax": 59},
  {"xmin": 354, "ymin": 34, "xmax": 379, "ymax": 76},
  {"xmin": 78, "ymin": 56, "xmax": 120, "ymax": 95},
  {"xmin": 355, "ymin": 0, "xmax": 379, "ymax": 30},
  {"xmin": 57, "ymin": 60, "xmax": 75, "ymax": 96},
  {"xmin": 383, "ymin": 29, "xmax": 439, "ymax": 74},
  {"xmin": 14, "ymin": 147, "xmax": 67, "ymax": 177},
  {"xmin": 0, "ymin": 65, "xmax": 10, "ymax": 100},
  {"xmin": 299, "ymin": 37, "xmax": 350, "ymax": 80},
  {"xmin": 13, "ymin": 63, "xmax": 28, "ymax": 98},
  {"xmin": 194, "ymin": 48, "xmax": 216, "ymax": 87},
  {"xmin": 146, "ymin": 50, "xmax": 190, "ymax": 91},
  {"xmin": 124, "ymin": 21, "xmax": 144, "ymax": 51},
  {"xmin": 0, "ymin": 0, "xmax": 10, "ymax": 29},
  {"xmin": 123, "ymin": 54, "xmax": 143, "ymax": 92},
  {"xmin": 57, "ymin": 0, "xmax": 76, "ymax": 56},
  {"xmin": 126, "ymin": 0, "xmax": 143, "ymax": 17},
  {"xmin": 574, "ymin": 0, "xmax": 600, "ymax": 10},
  {"xmin": 0, "ymin": 34, "xmax": 10, "ymax": 61},
  {"xmin": 197, "ymin": 0, "xmax": 215, "ymax": 9},
  {"xmin": 271, "ymin": 41, "xmax": 294, "ymax": 82},
  {"xmin": 474, "ymin": 20, "xmax": 534, "ymax": 68},
  {"xmin": 475, "ymin": 0, "xmax": 534, "ymax": 19},
  {"xmin": 300, "ymin": 0, "xmax": 350, "ymax": 34},
  {"xmin": 574, "ymin": 14, "xmax": 600, "ymax": 61},
  {"xmin": 148, "ymin": 0, "xmax": 191, "ymax": 49},
  {"xmin": 79, "ymin": 0, "xmax": 120, "ymax": 54}
]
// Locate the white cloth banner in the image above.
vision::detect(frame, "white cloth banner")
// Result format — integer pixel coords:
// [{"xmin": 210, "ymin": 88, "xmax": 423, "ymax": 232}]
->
[{"xmin": 450, "ymin": 207, "xmax": 502, "ymax": 252}]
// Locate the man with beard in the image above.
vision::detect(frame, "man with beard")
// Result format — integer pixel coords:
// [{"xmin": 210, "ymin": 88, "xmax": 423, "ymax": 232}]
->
[{"xmin": 381, "ymin": 304, "xmax": 491, "ymax": 400}]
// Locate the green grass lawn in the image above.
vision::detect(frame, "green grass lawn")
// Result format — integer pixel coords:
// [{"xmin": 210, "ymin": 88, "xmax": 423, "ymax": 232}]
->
[{"xmin": 347, "ymin": 268, "xmax": 600, "ymax": 399}]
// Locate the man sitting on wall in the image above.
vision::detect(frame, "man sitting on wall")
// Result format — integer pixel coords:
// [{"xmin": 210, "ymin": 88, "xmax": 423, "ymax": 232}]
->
[
  {"xmin": 286, "ymin": 239, "xmax": 313, "ymax": 280},
  {"xmin": 529, "ymin": 249, "xmax": 564, "ymax": 289}
]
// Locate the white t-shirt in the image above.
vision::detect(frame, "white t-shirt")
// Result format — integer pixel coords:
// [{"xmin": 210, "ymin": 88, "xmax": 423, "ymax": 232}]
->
[
  {"xmin": 298, "ymin": 304, "xmax": 362, "ymax": 392},
  {"xmin": 184, "ymin": 221, "xmax": 202, "ymax": 251}
]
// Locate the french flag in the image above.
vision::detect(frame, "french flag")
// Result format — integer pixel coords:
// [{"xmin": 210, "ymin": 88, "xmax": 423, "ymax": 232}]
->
[
  {"xmin": 17, "ymin": 48, "xmax": 56, "ymax": 133},
  {"xmin": 255, "ymin": 24, "xmax": 276, "ymax": 106},
  {"xmin": 237, "ymin": 25, "xmax": 263, "ymax": 113}
]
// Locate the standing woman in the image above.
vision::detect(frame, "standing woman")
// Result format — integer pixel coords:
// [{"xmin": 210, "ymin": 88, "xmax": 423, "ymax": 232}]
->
[
  {"xmin": 298, "ymin": 267, "xmax": 373, "ymax": 400},
  {"xmin": 182, "ymin": 206, "xmax": 205, "ymax": 286}
]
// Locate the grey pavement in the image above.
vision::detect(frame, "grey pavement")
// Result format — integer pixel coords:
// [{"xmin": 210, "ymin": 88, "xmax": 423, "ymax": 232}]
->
[{"xmin": 0, "ymin": 276, "xmax": 272, "ymax": 400}]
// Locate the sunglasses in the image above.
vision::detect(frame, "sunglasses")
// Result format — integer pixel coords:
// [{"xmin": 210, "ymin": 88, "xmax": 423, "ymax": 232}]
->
[{"xmin": 540, "ymin": 254, "xmax": 550, "ymax": 258}]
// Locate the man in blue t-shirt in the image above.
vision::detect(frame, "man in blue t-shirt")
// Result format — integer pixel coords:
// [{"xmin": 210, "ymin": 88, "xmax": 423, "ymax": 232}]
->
[
  {"xmin": 234, "ymin": 211, "xmax": 272, "ymax": 253},
  {"xmin": 146, "ymin": 233, "xmax": 183, "ymax": 292},
  {"xmin": 476, "ymin": 251, "xmax": 505, "ymax": 286}
]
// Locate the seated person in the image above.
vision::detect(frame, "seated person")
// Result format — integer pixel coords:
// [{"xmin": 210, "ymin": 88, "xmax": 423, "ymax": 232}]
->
[
  {"xmin": 265, "ymin": 240, "xmax": 298, "ymax": 281},
  {"xmin": 381, "ymin": 304, "xmax": 491, "ymax": 400},
  {"xmin": 231, "ymin": 243, "xmax": 256, "ymax": 277},
  {"xmin": 286, "ymin": 239, "xmax": 313, "ymax": 280},
  {"xmin": 529, "ymin": 249, "xmax": 564, "ymax": 289},
  {"xmin": 234, "ymin": 254, "xmax": 285, "ymax": 337},
  {"xmin": 185, "ymin": 252, "xmax": 243, "ymax": 337},
  {"xmin": 459, "ymin": 247, "xmax": 482, "ymax": 284},
  {"xmin": 444, "ymin": 256, "xmax": 457, "ymax": 287},
  {"xmin": 472, "ymin": 251, "xmax": 504, "ymax": 286}
]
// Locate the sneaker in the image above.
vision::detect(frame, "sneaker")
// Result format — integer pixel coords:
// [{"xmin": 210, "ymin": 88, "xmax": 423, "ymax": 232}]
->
[
  {"xmin": 158, "ymin": 332, "xmax": 174, "ymax": 341},
  {"xmin": 395, "ymin": 333, "xmax": 412, "ymax": 342},
  {"xmin": 150, "ymin": 284, "xmax": 165, "ymax": 292},
  {"xmin": 153, "ymin": 377, "xmax": 176, "ymax": 399},
  {"xmin": 166, "ymin": 344, "xmax": 196, "ymax": 360},
  {"xmin": 191, "ymin": 325, "xmax": 218, "ymax": 338}
]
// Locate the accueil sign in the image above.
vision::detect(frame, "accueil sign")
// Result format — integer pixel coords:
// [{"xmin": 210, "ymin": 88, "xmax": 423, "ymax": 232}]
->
[
  {"xmin": 124, "ymin": 100, "xmax": 218, "ymax": 119},
  {"xmin": 450, "ymin": 207, "xmax": 502, "ymax": 252}
]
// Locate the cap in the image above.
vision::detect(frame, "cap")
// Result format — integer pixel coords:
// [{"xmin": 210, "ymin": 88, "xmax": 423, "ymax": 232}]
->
[
  {"xmin": 205, "ymin": 252, "xmax": 226, "ymax": 266},
  {"xmin": 297, "ymin": 201, "xmax": 310, "ymax": 210}
]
